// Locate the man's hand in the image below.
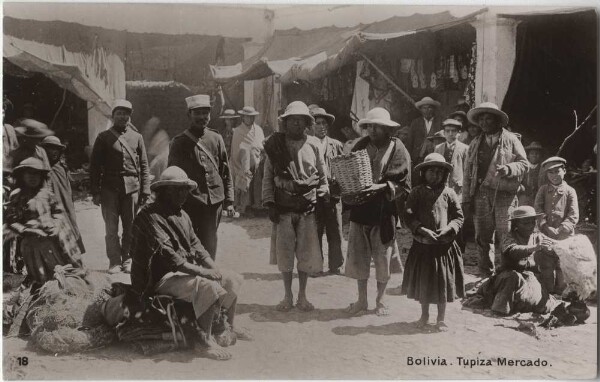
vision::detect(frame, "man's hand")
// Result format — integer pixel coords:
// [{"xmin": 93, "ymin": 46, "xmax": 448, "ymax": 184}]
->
[
  {"xmin": 496, "ymin": 165, "xmax": 510, "ymax": 177},
  {"xmin": 419, "ymin": 227, "xmax": 439, "ymax": 242},
  {"xmin": 268, "ymin": 205, "xmax": 280, "ymax": 224},
  {"xmin": 201, "ymin": 268, "xmax": 222, "ymax": 281},
  {"xmin": 293, "ymin": 173, "xmax": 319, "ymax": 193},
  {"xmin": 23, "ymin": 228, "xmax": 47, "ymax": 237},
  {"xmin": 436, "ymin": 226, "xmax": 454, "ymax": 239},
  {"xmin": 92, "ymin": 194, "xmax": 101, "ymax": 206}
]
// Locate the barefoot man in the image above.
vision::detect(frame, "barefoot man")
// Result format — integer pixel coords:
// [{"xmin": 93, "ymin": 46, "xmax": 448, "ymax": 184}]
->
[
  {"xmin": 345, "ymin": 107, "xmax": 411, "ymax": 316},
  {"xmin": 262, "ymin": 101, "xmax": 329, "ymax": 312},
  {"xmin": 130, "ymin": 166, "xmax": 251, "ymax": 361}
]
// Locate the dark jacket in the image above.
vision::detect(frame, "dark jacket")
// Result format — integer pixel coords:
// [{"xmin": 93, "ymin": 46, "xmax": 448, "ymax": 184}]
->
[
  {"xmin": 405, "ymin": 116, "xmax": 443, "ymax": 163},
  {"xmin": 90, "ymin": 126, "xmax": 150, "ymax": 196},
  {"xmin": 168, "ymin": 127, "xmax": 234, "ymax": 207}
]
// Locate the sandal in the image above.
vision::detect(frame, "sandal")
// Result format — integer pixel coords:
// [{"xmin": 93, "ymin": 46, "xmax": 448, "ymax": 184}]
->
[
  {"xmin": 375, "ymin": 302, "xmax": 390, "ymax": 316},
  {"xmin": 295, "ymin": 299, "xmax": 315, "ymax": 312},
  {"xmin": 436, "ymin": 321, "xmax": 449, "ymax": 332},
  {"xmin": 345, "ymin": 302, "xmax": 368, "ymax": 315},
  {"xmin": 413, "ymin": 318, "xmax": 429, "ymax": 328},
  {"xmin": 275, "ymin": 299, "xmax": 293, "ymax": 312}
]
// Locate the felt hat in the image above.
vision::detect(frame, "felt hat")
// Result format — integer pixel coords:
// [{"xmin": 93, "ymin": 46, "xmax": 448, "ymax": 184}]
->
[
  {"xmin": 238, "ymin": 106, "xmax": 260, "ymax": 116},
  {"xmin": 358, "ymin": 107, "xmax": 400, "ymax": 128},
  {"xmin": 219, "ymin": 109, "xmax": 239, "ymax": 119},
  {"xmin": 185, "ymin": 95, "xmax": 211, "ymax": 110},
  {"xmin": 278, "ymin": 101, "xmax": 315, "ymax": 124},
  {"xmin": 448, "ymin": 110, "xmax": 468, "ymax": 121},
  {"xmin": 311, "ymin": 107, "xmax": 335, "ymax": 125},
  {"xmin": 509, "ymin": 205, "xmax": 544, "ymax": 221},
  {"xmin": 427, "ymin": 130, "xmax": 446, "ymax": 141},
  {"xmin": 111, "ymin": 99, "xmax": 133, "ymax": 114},
  {"xmin": 151, "ymin": 166, "xmax": 198, "ymax": 192},
  {"xmin": 415, "ymin": 152, "xmax": 452, "ymax": 172},
  {"xmin": 415, "ymin": 97, "xmax": 441, "ymax": 109},
  {"xmin": 12, "ymin": 157, "xmax": 49, "ymax": 174},
  {"xmin": 467, "ymin": 102, "xmax": 509, "ymax": 126},
  {"xmin": 541, "ymin": 156, "xmax": 567, "ymax": 171},
  {"xmin": 442, "ymin": 118, "xmax": 463, "ymax": 129},
  {"xmin": 14, "ymin": 119, "xmax": 53, "ymax": 138},
  {"xmin": 40, "ymin": 135, "xmax": 66, "ymax": 149},
  {"xmin": 524, "ymin": 141, "xmax": 544, "ymax": 152},
  {"xmin": 454, "ymin": 97, "xmax": 471, "ymax": 112}
]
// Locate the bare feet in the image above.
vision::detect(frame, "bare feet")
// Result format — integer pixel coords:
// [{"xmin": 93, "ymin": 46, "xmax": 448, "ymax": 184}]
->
[
  {"xmin": 296, "ymin": 297, "xmax": 315, "ymax": 312},
  {"xmin": 375, "ymin": 302, "xmax": 390, "ymax": 316},
  {"xmin": 345, "ymin": 301, "xmax": 368, "ymax": 316},
  {"xmin": 436, "ymin": 321, "xmax": 449, "ymax": 332},
  {"xmin": 195, "ymin": 336, "xmax": 232, "ymax": 361},
  {"xmin": 413, "ymin": 316, "xmax": 429, "ymax": 328},
  {"xmin": 275, "ymin": 298, "xmax": 293, "ymax": 312}
]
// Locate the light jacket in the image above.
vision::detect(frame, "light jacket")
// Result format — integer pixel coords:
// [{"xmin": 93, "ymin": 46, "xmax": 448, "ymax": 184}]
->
[{"xmin": 434, "ymin": 140, "xmax": 468, "ymax": 201}]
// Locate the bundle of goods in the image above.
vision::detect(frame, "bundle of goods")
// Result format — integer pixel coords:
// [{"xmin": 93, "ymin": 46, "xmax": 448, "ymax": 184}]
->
[
  {"xmin": 26, "ymin": 265, "xmax": 116, "ymax": 353},
  {"xmin": 540, "ymin": 298, "xmax": 591, "ymax": 328},
  {"xmin": 552, "ymin": 234, "xmax": 597, "ymax": 300},
  {"xmin": 331, "ymin": 149, "xmax": 386, "ymax": 205}
]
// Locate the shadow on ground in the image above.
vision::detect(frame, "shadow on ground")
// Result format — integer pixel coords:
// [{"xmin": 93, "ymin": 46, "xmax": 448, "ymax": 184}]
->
[
  {"xmin": 237, "ymin": 303, "xmax": 354, "ymax": 323},
  {"xmin": 332, "ymin": 321, "xmax": 440, "ymax": 336},
  {"xmin": 241, "ymin": 272, "xmax": 297, "ymax": 282}
]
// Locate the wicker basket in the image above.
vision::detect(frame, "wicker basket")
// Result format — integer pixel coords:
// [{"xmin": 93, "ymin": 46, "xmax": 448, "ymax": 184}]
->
[{"xmin": 330, "ymin": 150, "xmax": 373, "ymax": 195}]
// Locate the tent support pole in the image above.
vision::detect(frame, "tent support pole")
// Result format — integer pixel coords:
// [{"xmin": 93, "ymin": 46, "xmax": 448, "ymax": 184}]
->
[
  {"xmin": 50, "ymin": 87, "xmax": 67, "ymax": 130},
  {"xmin": 358, "ymin": 53, "xmax": 416, "ymax": 108}
]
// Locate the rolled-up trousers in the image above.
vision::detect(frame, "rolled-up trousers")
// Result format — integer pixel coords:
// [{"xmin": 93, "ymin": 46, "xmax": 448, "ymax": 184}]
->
[{"xmin": 100, "ymin": 187, "xmax": 138, "ymax": 267}]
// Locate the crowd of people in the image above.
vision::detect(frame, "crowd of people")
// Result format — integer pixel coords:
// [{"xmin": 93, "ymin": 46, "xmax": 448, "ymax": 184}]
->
[{"xmin": 2, "ymin": 90, "xmax": 589, "ymax": 360}]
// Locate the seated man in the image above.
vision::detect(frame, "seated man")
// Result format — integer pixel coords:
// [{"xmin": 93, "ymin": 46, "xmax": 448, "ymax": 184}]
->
[{"xmin": 130, "ymin": 166, "xmax": 251, "ymax": 361}]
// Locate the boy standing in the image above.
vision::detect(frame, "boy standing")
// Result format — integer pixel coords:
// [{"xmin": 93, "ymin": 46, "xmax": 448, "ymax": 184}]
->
[
  {"xmin": 518, "ymin": 141, "xmax": 544, "ymax": 207},
  {"xmin": 262, "ymin": 101, "xmax": 329, "ymax": 312},
  {"xmin": 434, "ymin": 119, "xmax": 469, "ymax": 201},
  {"xmin": 534, "ymin": 157, "xmax": 579, "ymax": 240}
]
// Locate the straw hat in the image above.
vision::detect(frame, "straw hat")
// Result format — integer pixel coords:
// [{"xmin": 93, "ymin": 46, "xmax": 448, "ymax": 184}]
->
[
  {"xmin": 238, "ymin": 106, "xmax": 260, "ymax": 116},
  {"xmin": 311, "ymin": 107, "xmax": 335, "ymax": 125},
  {"xmin": 442, "ymin": 118, "xmax": 463, "ymax": 129},
  {"xmin": 508, "ymin": 205, "xmax": 544, "ymax": 221},
  {"xmin": 12, "ymin": 157, "xmax": 49, "ymax": 174},
  {"xmin": 185, "ymin": 95, "xmax": 211, "ymax": 110},
  {"xmin": 414, "ymin": 153, "xmax": 452, "ymax": 172},
  {"xmin": 541, "ymin": 156, "xmax": 567, "ymax": 171},
  {"xmin": 219, "ymin": 109, "xmax": 239, "ymax": 119},
  {"xmin": 524, "ymin": 141, "xmax": 544, "ymax": 152},
  {"xmin": 150, "ymin": 166, "xmax": 198, "ymax": 192},
  {"xmin": 467, "ymin": 102, "xmax": 509, "ymax": 126},
  {"xmin": 357, "ymin": 107, "xmax": 400, "ymax": 128},
  {"xmin": 111, "ymin": 99, "xmax": 133, "ymax": 114},
  {"xmin": 278, "ymin": 101, "xmax": 315, "ymax": 124},
  {"xmin": 40, "ymin": 135, "xmax": 66, "ymax": 149},
  {"xmin": 14, "ymin": 119, "xmax": 53, "ymax": 138},
  {"xmin": 415, "ymin": 97, "xmax": 441, "ymax": 109}
]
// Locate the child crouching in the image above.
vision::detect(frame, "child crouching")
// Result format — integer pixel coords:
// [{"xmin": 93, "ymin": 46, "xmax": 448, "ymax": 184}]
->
[{"xmin": 401, "ymin": 153, "xmax": 465, "ymax": 331}]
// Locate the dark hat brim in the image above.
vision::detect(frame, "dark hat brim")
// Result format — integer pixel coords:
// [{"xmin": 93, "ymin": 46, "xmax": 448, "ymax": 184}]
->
[
  {"xmin": 151, "ymin": 179, "xmax": 198, "ymax": 192},
  {"xmin": 508, "ymin": 212, "xmax": 545, "ymax": 221},
  {"xmin": 415, "ymin": 160, "xmax": 453, "ymax": 172},
  {"xmin": 15, "ymin": 126, "xmax": 53, "ymax": 138}
]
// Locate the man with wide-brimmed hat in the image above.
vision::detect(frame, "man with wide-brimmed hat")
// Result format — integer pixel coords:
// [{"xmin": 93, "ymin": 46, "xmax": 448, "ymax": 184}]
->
[
  {"xmin": 218, "ymin": 109, "xmax": 239, "ymax": 157},
  {"xmin": 262, "ymin": 100, "xmax": 329, "ymax": 312},
  {"xmin": 90, "ymin": 99, "xmax": 151, "ymax": 274},
  {"xmin": 345, "ymin": 107, "xmax": 411, "ymax": 315},
  {"xmin": 130, "ymin": 166, "xmax": 251, "ymax": 361},
  {"xmin": 6, "ymin": 118, "xmax": 52, "ymax": 171},
  {"xmin": 310, "ymin": 107, "xmax": 345, "ymax": 275},
  {"xmin": 41, "ymin": 136, "xmax": 85, "ymax": 254},
  {"xmin": 518, "ymin": 141, "xmax": 545, "ymax": 207},
  {"xmin": 168, "ymin": 95, "xmax": 234, "ymax": 260},
  {"xmin": 405, "ymin": 97, "xmax": 443, "ymax": 164},
  {"xmin": 463, "ymin": 102, "xmax": 529, "ymax": 278},
  {"xmin": 231, "ymin": 106, "xmax": 265, "ymax": 215}
]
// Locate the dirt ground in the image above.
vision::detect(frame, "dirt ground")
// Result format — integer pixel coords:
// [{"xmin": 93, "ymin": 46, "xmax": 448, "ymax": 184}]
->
[{"xmin": 3, "ymin": 201, "xmax": 598, "ymax": 380}]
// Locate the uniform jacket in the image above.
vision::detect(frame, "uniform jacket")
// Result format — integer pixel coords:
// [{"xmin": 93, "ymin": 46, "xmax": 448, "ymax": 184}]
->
[
  {"xmin": 90, "ymin": 126, "xmax": 150, "ymax": 196},
  {"xmin": 434, "ymin": 140, "xmax": 469, "ymax": 200},
  {"xmin": 405, "ymin": 116, "xmax": 442, "ymax": 162},
  {"xmin": 534, "ymin": 182, "xmax": 579, "ymax": 239},
  {"xmin": 463, "ymin": 128, "xmax": 529, "ymax": 203},
  {"xmin": 168, "ymin": 127, "xmax": 234, "ymax": 207}
]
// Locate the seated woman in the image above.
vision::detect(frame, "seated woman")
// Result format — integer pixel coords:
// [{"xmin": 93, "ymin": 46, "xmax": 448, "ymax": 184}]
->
[
  {"xmin": 465, "ymin": 206, "xmax": 560, "ymax": 315},
  {"xmin": 3, "ymin": 157, "xmax": 83, "ymax": 288}
]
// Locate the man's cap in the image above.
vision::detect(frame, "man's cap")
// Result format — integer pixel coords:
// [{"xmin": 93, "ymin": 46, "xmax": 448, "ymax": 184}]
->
[{"xmin": 185, "ymin": 95, "xmax": 211, "ymax": 110}]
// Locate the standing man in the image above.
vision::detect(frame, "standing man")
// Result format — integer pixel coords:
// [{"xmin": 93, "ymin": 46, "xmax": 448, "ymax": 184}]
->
[
  {"xmin": 311, "ymin": 107, "xmax": 345, "ymax": 275},
  {"xmin": 231, "ymin": 106, "xmax": 264, "ymax": 216},
  {"xmin": 7, "ymin": 119, "xmax": 52, "ymax": 171},
  {"xmin": 218, "ymin": 109, "xmax": 239, "ymax": 157},
  {"xmin": 90, "ymin": 99, "xmax": 151, "ymax": 274},
  {"xmin": 168, "ymin": 95, "xmax": 234, "ymax": 260},
  {"xmin": 405, "ymin": 97, "xmax": 442, "ymax": 165},
  {"xmin": 463, "ymin": 102, "xmax": 529, "ymax": 278}
]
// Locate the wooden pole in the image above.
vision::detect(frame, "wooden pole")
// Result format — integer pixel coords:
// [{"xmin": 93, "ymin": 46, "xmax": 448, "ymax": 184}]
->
[{"xmin": 358, "ymin": 53, "xmax": 416, "ymax": 108}]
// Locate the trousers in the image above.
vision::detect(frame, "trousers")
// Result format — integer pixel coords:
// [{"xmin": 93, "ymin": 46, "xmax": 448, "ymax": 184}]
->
[
  {"xmin": 315, "ymin": 198, "xmax": 344, "ymax": 271},
  {"xmin": 186, "ymin": 202, "xmax": 223, "ymax": 260},
  {"xmin": 101, "ymin": 187, "xmax": 138, "ymax": 267}
]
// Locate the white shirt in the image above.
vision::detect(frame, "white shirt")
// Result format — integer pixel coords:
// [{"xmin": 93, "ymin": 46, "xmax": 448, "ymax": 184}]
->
[{"xmin": 424, "ymin": 118, "xmax": 433, "ymax": 134}]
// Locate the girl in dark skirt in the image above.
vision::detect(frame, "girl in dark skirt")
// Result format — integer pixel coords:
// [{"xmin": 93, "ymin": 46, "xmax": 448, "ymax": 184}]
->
[
  {"xmin": 401, "ymin": 153, "xmax": 465, "ymax": 331},
  {"xmin": 3, "ymin": 157, "xmax": 82, "ymax": 288}
]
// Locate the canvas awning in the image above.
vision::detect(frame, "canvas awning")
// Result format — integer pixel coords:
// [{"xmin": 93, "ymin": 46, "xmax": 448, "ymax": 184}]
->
[{"xmin": 3, "ymin": 34, "xmax": 125, "ymax": 117}]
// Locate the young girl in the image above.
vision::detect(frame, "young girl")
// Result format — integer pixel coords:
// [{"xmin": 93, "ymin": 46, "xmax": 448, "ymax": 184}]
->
[
  {"xmin": 401, "ymin": 153, "xmax": 465, "ymax": 331},
  {"xmin": 3, "ymin": 157, "xmax": 82, "ymax": 287}
]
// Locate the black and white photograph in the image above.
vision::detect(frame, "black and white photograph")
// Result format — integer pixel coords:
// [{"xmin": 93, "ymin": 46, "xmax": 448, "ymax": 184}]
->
[{"xmin": 2, "ymin": 2, "xmax": 598, "ymax": 379}]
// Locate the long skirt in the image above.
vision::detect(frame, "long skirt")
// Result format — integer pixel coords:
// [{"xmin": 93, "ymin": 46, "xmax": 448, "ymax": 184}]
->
[
  {"xmin": 401, "ymin": 240, "xmax": 465, "ymax": 304},
  {"xmin": 20, "ymin": 236, "xmax": 82, "ymax": 285}
]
